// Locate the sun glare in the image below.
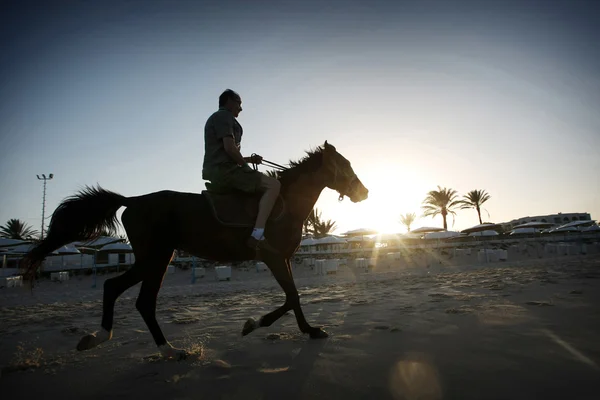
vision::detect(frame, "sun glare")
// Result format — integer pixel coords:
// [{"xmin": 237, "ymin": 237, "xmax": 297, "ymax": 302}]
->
[
  {"xmin": 335, "ymin": 163, "xmax": 433, "ymax": 234},
  {"xmin": 314, "ymin": 159, "xmax": 436, "ymax": 235}
]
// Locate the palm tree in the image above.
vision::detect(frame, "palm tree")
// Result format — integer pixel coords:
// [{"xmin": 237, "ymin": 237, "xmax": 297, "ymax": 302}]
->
[
  {"xmin": 399, "ymin": 212, "xmax": 416, "ymax": 232},
  {"xmin": 303, "ymin": 208, "xmax": 320, "ymax": 236},
  {"xmin": 302, "ymin": 208, "xmax": 337, "ymax": 237},
  {"xmin": 421, "ymin": 186, "xmax": 461, "ymax": 230},
  {"xmin": 265, "ymin": 170, "xmax": 279, "ymax": 178},
  {"xmin": 305, "ymin": 208, "xmax": 324, "ymax": 236},
  {"xmin": 458, "ymin": 190, "xmax": 491, "ymax": 225},
  {"xmin": 0, "ymin": 219, "xmax": 39, "ymax": 240},
  {"xmin": 313, "ymin": 219, "xmax": 337, "ymax": 238}
]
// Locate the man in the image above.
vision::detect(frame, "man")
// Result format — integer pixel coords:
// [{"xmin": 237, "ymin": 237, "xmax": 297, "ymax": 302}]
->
[{"xmin": 202, "ymin": 89, "xmax": 281, "ymax": 255}]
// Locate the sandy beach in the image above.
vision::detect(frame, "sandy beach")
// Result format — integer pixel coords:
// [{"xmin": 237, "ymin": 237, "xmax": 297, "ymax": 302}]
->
[{"xmin": 2, "ymin": 255, "xmax": 600, "ymax": 400}]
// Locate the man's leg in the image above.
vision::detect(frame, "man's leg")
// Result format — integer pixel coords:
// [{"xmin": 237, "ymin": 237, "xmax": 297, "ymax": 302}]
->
[{"xmin": 251, "ymin": 175, "xmax": 281, "ymax": 239}]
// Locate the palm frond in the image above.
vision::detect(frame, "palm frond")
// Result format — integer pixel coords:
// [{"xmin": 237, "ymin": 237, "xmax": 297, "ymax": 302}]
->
[{"xmin": 0, "ymin": 219, "xmax": 39, "ymax": 240}]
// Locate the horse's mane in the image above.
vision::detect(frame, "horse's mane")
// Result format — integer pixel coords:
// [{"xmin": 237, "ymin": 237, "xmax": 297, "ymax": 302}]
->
[{"xmin": 276, "ymin": 145, "xmax": 324, "ymax": 185}]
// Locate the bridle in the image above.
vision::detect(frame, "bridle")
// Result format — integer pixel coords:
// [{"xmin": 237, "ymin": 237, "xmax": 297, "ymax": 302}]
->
[
  {"xmin": 331, "ymin": 167, "xmax": 358, "ymax": 202},
  {"xmin": 250, "ymin": 153, "xmax": 356, "ymax": 202}
]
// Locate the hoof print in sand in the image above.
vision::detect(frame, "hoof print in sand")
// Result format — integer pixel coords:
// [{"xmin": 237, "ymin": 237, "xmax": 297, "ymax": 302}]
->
[
  {"xmin": 264, "ymin": 333, "xmax": 291, "ymax": 341},
  {"xmin": 429, "ymin": 293, "xmax": 452, "ymax": 299},
  {"xmin": 142, "ymin": 354, "xmax": 163, "ymax": 363},
  {"xmin": 61, "ymin": 326, "xmax": 81, "ymax": 335},
  {"xmin": 171, "ymin": 317, "xmax": 200, "ymax": 325},
  {"xmin": 373, "ymin": 325, "xmax": 390, "ymax": 330},
  {"xmin": 525, "ymin": 301, "xmax": 553, "ymax": 307},
  {"xmin": 445, "ymin": 307, "xmax": 473, "ymax": 314}
]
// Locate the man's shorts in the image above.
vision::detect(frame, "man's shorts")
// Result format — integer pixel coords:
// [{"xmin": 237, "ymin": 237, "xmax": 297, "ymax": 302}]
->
[{"xmin": 203, "ymin": 162, "xmax": 263, "ymax": 194}]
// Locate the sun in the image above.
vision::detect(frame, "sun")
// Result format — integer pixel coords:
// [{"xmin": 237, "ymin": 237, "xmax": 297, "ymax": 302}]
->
[
  {"xmin": 340, "ymin": 163, "xmax": 432, "ymax": 234},
  {"xmin": 314, "ymin": 161, "xmax": 433, "ymax": 236}
]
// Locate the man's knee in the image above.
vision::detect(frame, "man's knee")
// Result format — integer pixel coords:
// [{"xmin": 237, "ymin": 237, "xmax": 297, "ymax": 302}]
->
[{"xmin": 260, "ymin": 176, "xmax": 281, "ymax": 192}]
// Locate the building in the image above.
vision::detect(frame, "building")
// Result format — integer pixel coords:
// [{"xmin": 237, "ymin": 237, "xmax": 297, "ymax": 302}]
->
[{"xmin": 504, "ymin": 212, "xmax": 592, "ymax": 229}]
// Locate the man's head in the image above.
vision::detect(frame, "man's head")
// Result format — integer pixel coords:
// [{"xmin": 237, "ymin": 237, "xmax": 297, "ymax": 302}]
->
[{"xmin": 219, "ymin": 89, "xmax": 242, "ymax": 117}]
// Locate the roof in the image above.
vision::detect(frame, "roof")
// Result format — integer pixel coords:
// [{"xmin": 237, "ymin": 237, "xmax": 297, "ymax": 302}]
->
[{"xmin": 100, "ymin": 242, "xmax": 133, "ymax": 252}]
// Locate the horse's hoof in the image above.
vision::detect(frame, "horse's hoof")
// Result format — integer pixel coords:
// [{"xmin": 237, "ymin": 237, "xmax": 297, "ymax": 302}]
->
[
  {"xmin": 174, "ymin": 350, "xmax": 188, "ymax": 361},
  {"xmin": 76, "ymin": 334, "xmax": 96, "ymax": 351},
  {"xmin": 159, "ymin": 344, "xmax": 189, "ymax": 361},
  {"xmin": 309, "ymin": 327, "xmax": 329, "ymax": 339},
  {"xmin": 242, "ymin": 318, "xmax": 259, "ymax": 336}
]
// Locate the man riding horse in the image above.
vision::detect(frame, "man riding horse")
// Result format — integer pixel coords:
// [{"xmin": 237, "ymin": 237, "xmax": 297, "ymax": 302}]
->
[
  {"xmin": 20, "ymin": 90, "xmax": 369, "ymax": 360},
  {"xmin": 202, "ymin": 89, "xmax": 280, "ymax": 257}
]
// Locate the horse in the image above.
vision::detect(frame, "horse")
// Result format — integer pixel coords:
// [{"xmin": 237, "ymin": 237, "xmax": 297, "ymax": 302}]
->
[{"xmin": 21, "ymin": 141, "xmax": 369, "ymax": 360}]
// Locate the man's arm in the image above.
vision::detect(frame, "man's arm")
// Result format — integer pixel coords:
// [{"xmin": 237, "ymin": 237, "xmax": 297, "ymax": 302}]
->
[
  {"xmin": 212, "ymin": 112, "xmax": 248, "ymax": 167},
  {"xmin": 223, "ymin": 137, "xmax": 247, "ymax": 166}
]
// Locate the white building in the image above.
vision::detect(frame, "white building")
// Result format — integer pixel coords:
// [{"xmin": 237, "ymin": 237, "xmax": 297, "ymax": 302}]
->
[{"xmin": 504, "ymin": 212, "xmax": 591, "ymax": 229}]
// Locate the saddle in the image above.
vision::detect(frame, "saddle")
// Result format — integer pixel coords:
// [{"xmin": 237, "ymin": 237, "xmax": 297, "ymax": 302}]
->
[{"xmin": 202, "ymin": 182, "xmax": 286, "ymax": 227}]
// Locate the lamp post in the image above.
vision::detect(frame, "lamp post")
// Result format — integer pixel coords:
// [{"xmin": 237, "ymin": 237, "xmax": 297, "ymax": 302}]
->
[{"xmin": 36, "ymin": 173, "xmax": 54, "ymax": 240}]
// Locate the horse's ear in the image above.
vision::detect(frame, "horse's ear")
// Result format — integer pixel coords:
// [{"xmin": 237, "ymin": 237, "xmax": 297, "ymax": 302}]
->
[
  {"xmin": 322, "ymin": 140, "xmax": 335, "ymax": 166},
  {"xmin": 323, "ymin": 140, "xmax": 335, "ymax": 151}
]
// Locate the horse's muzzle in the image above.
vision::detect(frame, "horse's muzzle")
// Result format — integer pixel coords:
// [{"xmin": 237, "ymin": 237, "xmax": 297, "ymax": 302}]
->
[{"xmin": 348, "ymin": 179, "xmax": 369, "ymax": 203}]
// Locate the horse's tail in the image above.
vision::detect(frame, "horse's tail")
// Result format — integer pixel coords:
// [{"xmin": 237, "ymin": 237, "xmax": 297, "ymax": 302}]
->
[{"xmin": 21, "ymin": 185, "xmax": 128, "ymax": 288}]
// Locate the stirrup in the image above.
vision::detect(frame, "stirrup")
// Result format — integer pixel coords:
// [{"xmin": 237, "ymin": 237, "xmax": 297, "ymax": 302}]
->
[{"xmin": 247, "ymin": 236, "xmax": 279, "ymax": 254}]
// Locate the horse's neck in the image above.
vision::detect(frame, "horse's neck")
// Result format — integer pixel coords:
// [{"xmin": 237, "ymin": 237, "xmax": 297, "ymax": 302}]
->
[{"xmin": 282, "ymin": 174, "xmax": 326, "ymax": 225}]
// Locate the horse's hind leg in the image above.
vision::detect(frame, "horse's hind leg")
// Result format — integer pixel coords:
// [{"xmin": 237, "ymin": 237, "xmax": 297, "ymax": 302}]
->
[
  {"xmin": 134, "ymin": 250, "xmax": 187, "ymax": 360},
  {"xmin": 77, "ymin": 265, "xmax": 144, "ymax": 351}
]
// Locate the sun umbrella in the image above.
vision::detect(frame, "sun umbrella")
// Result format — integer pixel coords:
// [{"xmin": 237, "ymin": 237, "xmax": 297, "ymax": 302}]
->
[
  {"xmin": 468, "ymin": 230, "xmax": 499, "ymax": 237},
  {"xmin": 300, "ymin": 237, "xmax": 318, "ymax": 246},
  {"xmin": 73, "ymin": 236, "xmax": 124, "ymax": 249},
  {"xmin": 461, "ymin": 223, "xmax": 503, "ymax": 234},
  {"xmin": 99, "ymin": 242, "xmax": 133, "ymax": 274},
  {"xmin": 313, "ymin": 236, "xmax": 347, "ymax": 244},
  {"xmin": 341, "ymin": 228, "xmax": 379, "ymax": 237},
  {"xmin": 583, "ymin": 225, "xmax": 600, "ymax": 232},
  {"xmin": 55, "ymin": 245, "xmax": 81, "ymax": 268},
  {"xmin": 76, "ymin": 237, "xmax": 126, "ymax": 288},
  {"xmin": 461, "ymin": 223, "xmax": 502, "ymax": 263},
  {"xmin": 3, "ymin": 243, "xmax": 58, "ymax": 274},
  {"xmin": 510, "ymin": 228, "xmax": 539, "ymax": 235},
  {"xmin": 6, "ymin": 243, "xmax": 59, "ymax": 256},
  {"xmin": 512, "ymin": 222, "xmax": 554, "ymax": 230},
  {"xmin": 0, "ymin": 238, "xmax": 30, "ymax": 248},
  {"xmin": 56, "ymin": 245, "xmax": 81, "ymax": 255},
  {"xmin": 424, "ymin": 231, "xmax": 463, "ymax": 240},
  {"xmin": 347, "ymin": 236, "xmax": 376, "ymax": 242},
  {"xmin": 550, "ymin": 226, "xmax": 579, "ymax": 233},
  {"xmin": 411, "ymin": 226, "xmax": 445, "ymax": 234},
  {"xmin": 551, "ymin": 220, "xmax": 596, "ymax": 231},
  {"xmin": 100, "ymin": 242, "xmax": 133, "ymax": 252}
]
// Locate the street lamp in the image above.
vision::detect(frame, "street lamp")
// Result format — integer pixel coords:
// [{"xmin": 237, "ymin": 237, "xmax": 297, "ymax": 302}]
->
[{"xmin": 36, "ymin": 173, "xmax": 54, "ymax": 240}]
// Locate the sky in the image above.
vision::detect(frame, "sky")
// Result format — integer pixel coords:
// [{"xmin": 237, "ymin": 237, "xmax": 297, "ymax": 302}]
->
[{"xmin": 1, "ymin": 0, "xmax": 599, "ymax": 237}]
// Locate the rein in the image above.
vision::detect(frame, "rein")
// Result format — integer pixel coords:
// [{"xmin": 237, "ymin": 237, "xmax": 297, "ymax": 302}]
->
[
  {"xmin": 250, "ymin": 153, "xmax": 288, "ymax": 171},
  {"xmin": 262, "ymin": 159, "xmax": 288, "ymax": 171},
  {"xmin": 250, "ymin": 153, "xmax": 353, "ymax": 202}
]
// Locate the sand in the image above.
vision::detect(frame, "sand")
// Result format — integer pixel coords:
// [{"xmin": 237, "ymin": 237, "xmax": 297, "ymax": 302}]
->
[{"xmin": 1, "ymin": 255, "xmax": 600, "ymax": 400}]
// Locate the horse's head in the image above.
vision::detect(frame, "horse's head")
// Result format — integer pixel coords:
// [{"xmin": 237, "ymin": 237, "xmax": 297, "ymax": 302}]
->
[{"xmin": 322, "ymin": 141, "xmax": 369, "ymax": 203}]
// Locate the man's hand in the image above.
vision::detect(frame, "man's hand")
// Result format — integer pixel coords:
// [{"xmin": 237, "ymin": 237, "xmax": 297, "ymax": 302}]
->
[
  {"xmin": 241, "ymin": 163, "xmax": 254, "ymax": 173},
  {"xmin": 244, "ymin": 154, "xmax": 263, "ymax": 165}
]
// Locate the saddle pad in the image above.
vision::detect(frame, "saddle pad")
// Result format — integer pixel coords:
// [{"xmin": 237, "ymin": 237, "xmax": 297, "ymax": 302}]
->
[{"xmin": 203, "ymin": 191, "xmax": 286, "ymax": 227}]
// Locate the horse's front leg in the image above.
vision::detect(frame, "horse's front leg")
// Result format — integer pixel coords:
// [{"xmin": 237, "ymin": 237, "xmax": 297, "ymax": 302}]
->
[{"xmin": 242, "ymin": 256, "xmax": 328, "ymax": 339}]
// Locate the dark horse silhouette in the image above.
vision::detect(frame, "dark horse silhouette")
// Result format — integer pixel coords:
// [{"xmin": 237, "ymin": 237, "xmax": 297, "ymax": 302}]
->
[{"xmin": 21, "ymin": 141, "xmax": 368, "ymax": 360}]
